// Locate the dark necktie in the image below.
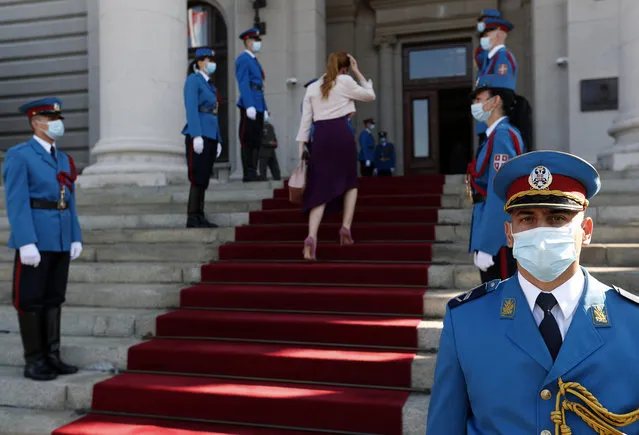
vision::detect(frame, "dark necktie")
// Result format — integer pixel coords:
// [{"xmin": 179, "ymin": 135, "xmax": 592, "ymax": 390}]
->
[
  {"xmin": 536, "ymin": 292, "xmax": 562, "ymax": 361},
  {"xmin": 50, "ymin": 146, "xmax": 56, "ymax": 160}
]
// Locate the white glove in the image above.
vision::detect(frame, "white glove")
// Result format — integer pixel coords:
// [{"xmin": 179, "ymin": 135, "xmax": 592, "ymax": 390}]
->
[
  {"xmin": 373, "ymin": 169, "xmax": 378, "ymax": 176},
  {"xmin": 193, "ymin": 137, "xmax": 204, "ymax": 154},
  {"xmin": 365, "ymin": 160, "xmax": 371, "ymax": 167},
  {"xmin": 246, "ymin": 107, "xmax": 257, "ymax": 120},
  {"xmin": 19, "ymin": 244, "xmax": 41, "ymax": 267},
  {"xmin": 70, "ymin": 242, "xmax": 83, "ymax": 260},
  {"xmin": 264, "ymin": 110, "xmax": 270, "ymax": 122},
  {"xmin": 216, "ymin": 142, "xmax": 222, "ymax": 158},
  {"xmin": 391, "ymin": 167, "xmax": 395, "ymax": 173},
  {"xmin": 474, "ymin": 251, "xmax": 495, "ymax": 272}
]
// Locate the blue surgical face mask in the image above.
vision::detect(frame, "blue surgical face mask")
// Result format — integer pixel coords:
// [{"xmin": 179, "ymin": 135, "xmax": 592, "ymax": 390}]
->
[
  {"xmin": 512, "ymin": 225, "xmax": 579, "ymax": 282},
  {"xmin": 480, "ymin": 36, "xmax": 492, "ymax": 51},
  {"xmin": 477, "ymin": 22, "xmax": 486, "ymax": 33},
  {"xmin": 370, "ymin": 124, "xmax": 375, "ymax": 130},
  {"xmin": 252, "ymin": 41, "xmax": 262, "ymax": 53},
  {"xmin": 205, "ymin": 62, "xmax": 217, "ymax": 75},
  {"xmin": 471, "ymin": 98, "xmax": 493, "ymax": 123},
  {"xmin": 40, "ymin": 119, "xmax": 65, "ymax": 139}
]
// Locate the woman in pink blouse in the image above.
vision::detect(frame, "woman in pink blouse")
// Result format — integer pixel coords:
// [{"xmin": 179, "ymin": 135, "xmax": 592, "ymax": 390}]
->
[{"xmin": 296, "ymin": 52, "xmax": 376, "ymax": 260}]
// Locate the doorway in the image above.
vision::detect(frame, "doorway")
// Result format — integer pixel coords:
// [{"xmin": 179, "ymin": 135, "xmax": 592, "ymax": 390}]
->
[{"xmin": 402, "ymin": 40, "xmax": 474, "ymax": 175}]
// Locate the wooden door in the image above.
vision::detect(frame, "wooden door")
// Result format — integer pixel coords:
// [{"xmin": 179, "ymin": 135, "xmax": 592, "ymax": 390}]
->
[{"xmin": 403, "ymin": 90, "xmax": 439, "ymax": 174}]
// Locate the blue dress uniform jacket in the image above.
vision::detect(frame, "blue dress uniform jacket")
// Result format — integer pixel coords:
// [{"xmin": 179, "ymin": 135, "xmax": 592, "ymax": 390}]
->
[
  {"xmin": 475, "ymin": 47, "xmax": 518, "ymax": 136},
  {"xmin": 235, "ymin": 52, "xmax": 267, "ymax": 112},
  {"xmin": 3, "ymin": 139, "xmax": 82, "ymax": 252},
  {"xmin": 468, "ymin": 120, "xmax": 523, "ymax": 255},
  {"xmin": 358, "ymin": 130, "xmax": 375, "ymax": 162},
  {"xmin": 373, "ymin": 143, "xmax": 396, "ymax": 171},
  {"xmin": 427, "ymin": 269, "xmax": 639, "ymax": 435},
  {"xmin": 181, "ymin": 73, "xmax": 221, "ymax": 141}
]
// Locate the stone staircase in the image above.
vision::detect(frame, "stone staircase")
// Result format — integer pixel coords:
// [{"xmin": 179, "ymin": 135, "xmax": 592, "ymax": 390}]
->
[{"xmin": 0, "ymin": 173, "xmax": 636, "ymax": 434}]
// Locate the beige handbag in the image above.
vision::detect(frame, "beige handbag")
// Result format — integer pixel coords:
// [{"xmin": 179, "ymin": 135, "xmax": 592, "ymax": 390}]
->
[{"xmin": 288, "ymin": 161, "xmax": 307, "ymax": 204}]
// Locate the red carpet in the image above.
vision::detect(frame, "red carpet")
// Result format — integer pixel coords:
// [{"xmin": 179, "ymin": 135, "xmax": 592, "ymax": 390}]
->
[{"xmin": 54, "ymin": 175, "xmax": 442, "ymax": 435}]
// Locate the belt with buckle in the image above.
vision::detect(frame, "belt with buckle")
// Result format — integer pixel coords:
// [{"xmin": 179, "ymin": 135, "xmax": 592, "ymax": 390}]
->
[
  {"xmin": 30, "ymin": 198, "xmax": 68, "ymax": 211},
  {"xmin": 472, "ymin": 193, "xmax": 486, "ymax": 204},
  {"xmin": 199, "ymin": 106, "xmax": 218, "ymax": 115},
  {"xmin": 250, "ymin": 84, "xmax": 263, "ymax": 91}
]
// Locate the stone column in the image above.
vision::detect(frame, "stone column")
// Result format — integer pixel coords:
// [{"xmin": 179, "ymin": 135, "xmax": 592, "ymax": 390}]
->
[
  {"xmin": 377, "ymin": 36, "xmax": 396, "ymax": 141},
  {"xmin": 78, "ymin": 0, "xmax": 188, "ymax": 188},
  {"xmin": 598, "ymin": 0, "xmax": 639, "ymax": 170}
]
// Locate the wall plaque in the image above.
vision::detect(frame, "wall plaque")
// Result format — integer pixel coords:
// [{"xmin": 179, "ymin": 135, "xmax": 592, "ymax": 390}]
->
[{"xmin": 580, "ymin": 77, "xmax": 618, "ymax": 112}]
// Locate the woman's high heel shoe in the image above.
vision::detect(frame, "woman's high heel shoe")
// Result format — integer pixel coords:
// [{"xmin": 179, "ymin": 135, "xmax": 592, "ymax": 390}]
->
[
  {"xmin": 303, "ymin": 236, "xmax": 317, "ymax": 260},
  {"xmin": 339, "ymin": 226, "xmax": 354, "ymax": 246}
]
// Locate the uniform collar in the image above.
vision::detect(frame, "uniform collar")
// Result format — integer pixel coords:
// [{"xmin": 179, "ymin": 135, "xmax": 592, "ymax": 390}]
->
[
  {"xmin": 485, "ymin": 116, "xmax": 507, "ymax": 137},
  {"xmin": 198, "ymin": 70, "xmax": 210, "ymax": 82},
  {"xmin": 488, "ymin": 44, "xmax": 505, "ymax": 59},
  {"xmin": 518, "ymin": 269, "xmax": 584, "ymax": 320},
  {"xmin": 32, "ymin": 135, "xmax": 55, "ymax": 153},
  {"xmin": 244, "ymin": 49, "xmax": 256, "ymax": 59}
]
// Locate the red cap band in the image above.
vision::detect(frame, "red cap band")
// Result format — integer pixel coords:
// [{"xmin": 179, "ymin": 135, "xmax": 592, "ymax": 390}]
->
[
  {"xmin": 485, "ymin": 24, "xmax": 511, "ymax": 33},
  {"xmin": 507, "ymin": 174, "xmax": 587, "ymax": 203},
  {"xmin": 27, "ymin": 105, "xmax": 56, "ymax": 118}
]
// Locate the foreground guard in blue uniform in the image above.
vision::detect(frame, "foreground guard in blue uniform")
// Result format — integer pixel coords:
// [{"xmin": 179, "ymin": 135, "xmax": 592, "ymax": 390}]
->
[
  {"xmin": 236, "ymin": 27, "xmax": 268, "ymax": 182},
  {"xmin": 3, "ymin": 98, "xmax": 82, "ymax": 381},
  {"xmin": 475, "ymin": 12, "xmax": 518, "ymax": 141},
  {"xmin": 358, "ymin": 118, "xmax": 375, "ymax": 177},
  {"xmin": 428, "ymin": 150, "xmax": 639, "ymax": 435},
  {"xmin": 474, "ymin": 8, "xmax": 501, "ymax": 69},
  {"xmin": 182, "ymin": 47, "xmax": 222, "ymax": 228},
  {"xmin": 467, "ymin": 74, "xmax": 523, "ymax": 282},
  {"xmin": 373, "ymin": 131, "xmax": 395, "ymax": 176}
]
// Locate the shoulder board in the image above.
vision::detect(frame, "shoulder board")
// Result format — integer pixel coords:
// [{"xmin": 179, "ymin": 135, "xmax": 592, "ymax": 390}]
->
[
  {"xmin": 612, "ymin": 285, "xmax": 639, "ymax": 305},
  {"xmin": 448, "ymin": 279, "xmax": 501, "ymax": 309}
]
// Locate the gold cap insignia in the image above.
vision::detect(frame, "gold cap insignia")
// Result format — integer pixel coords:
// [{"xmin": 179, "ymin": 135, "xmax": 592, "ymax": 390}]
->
[
  {"xmin": 590, "ymin": 304, "xmax": 610, "ymax": 327},
  {"xmin": 528, "ymin": 165, "xmax": 553, "ymax": 190},
  {"xmin": 500, "ymin": 298, "xmax": 516, "ymax": 319},
  {"xmin": 53, "ymin": 102, "xmax": 60, "ymax": 111}
]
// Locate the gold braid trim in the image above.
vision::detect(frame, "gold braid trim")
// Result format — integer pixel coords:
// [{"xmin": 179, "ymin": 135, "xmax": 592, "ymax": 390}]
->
[
  {"xmin": 552, "ymin": 378, "xmax": 639, "ymax": 435},
  {"xmin": 505, "ymin": 190, "xmax": 589, "ymax": 211}
]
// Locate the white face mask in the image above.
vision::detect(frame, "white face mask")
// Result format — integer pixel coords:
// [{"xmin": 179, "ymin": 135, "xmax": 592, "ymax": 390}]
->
[
  {"xmin": 252, "ymin": 41, "xmax": 262, "ymax": 53},
  {"xmin": 480, "ymin": 36, "xmax": 492, "ymax": 51},
  {"xmin": 512, "ymin": 225, "xmax": 579, "ymax": 282},
  {"xmin": 471, "ymin": 98, "xmax": 493, "ymax": 123},
  {"xmin": 38, "ymin": 119, "xmax": 65, "ymax": 139}
]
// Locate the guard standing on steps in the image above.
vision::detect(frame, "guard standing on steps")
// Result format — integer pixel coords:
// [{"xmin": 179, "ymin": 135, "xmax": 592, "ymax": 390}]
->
[
  {"xmin": 3, "ymin": 98, "xmax": 82, "ymax": 381},
  {"xmin": 182, "ymin": 47, "xmax": 223, "ymax": 228},
  {"xmin": 236, "ymin": 27, "xmax": 268, "ymax": 182},
  {"xmin": 358, "ymin": 118, "xmax": 376, "ymax": 176},
  {"xmin": 467, "ymin": 74, "xmax": 524, "ymax": 283},
  {"xmin": 428, "ymin": 150, "xmax": 639, "ymax": 435},
  {"xmin": 373, "ymin": 131, "xmax": 395, "ymax": 176}
]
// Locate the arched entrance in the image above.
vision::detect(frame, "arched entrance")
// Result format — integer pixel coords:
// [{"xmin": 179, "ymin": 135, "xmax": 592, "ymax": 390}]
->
[{"xmin": 187, "ymin": 2, "xmax": 229, "ymax": 162}]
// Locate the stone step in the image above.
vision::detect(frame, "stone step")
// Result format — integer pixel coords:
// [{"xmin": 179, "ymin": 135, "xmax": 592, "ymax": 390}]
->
[
  {"xmin": 0, "ymin": 306, "xmax": 161, "ymax": 338},
  {"xmin": 0, "ymin": 407, "xmax": 80, "ymax": 435},
  {"xmin": 0, "ymin": 334, "xmax": 136, "ymax": 371},
  {"xmin": 0, "ymin": 262, "xmax": 200, "ymax": 284},
  {"xmin": 0, "ymin": 365, "xmax": 110, "ymax": 411},
  {"xmin": 0, "ymin": 283, "xmax": 180, "ymax": 309},
  {"xmin": 587, "ymin": 267, "xmax": 639, "ymax": 290},
  {"xmin": 0, "ymin": 243, "xmax": 220, "ymax": 264}
]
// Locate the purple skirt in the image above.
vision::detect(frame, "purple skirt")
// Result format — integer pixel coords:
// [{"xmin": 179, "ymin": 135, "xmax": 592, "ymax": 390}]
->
[{"xmin": 302, "ymin": 116, "xmax": 358, "ymax": 216}]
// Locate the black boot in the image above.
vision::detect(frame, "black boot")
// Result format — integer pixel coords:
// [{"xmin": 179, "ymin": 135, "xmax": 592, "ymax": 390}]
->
[
  {"xmin": 186, "ymin": 185, "xmax": 202, "ymax": 228},
  {"xmin": 44, "ymin": 307, "xmax": 78, "ymax": 375},
  {"xmin": 197, "ymin": 188, "xmax": 217, "ymax": 228},
  {"xmin": 18, "ymin": 312, "xmax": 57, "ymax": 381}
]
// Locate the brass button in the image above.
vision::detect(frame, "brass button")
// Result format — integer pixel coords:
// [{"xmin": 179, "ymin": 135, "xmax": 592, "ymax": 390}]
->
[
  {"xmin": 541, "ymin": 430, "xmax": 552, "ymax": 435},
  {"xmin": 540, "ymin": 389, "xmax": 552, "ymax": 400}
]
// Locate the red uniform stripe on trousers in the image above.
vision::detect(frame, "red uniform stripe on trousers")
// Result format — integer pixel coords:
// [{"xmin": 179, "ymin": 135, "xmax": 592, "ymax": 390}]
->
[
  {"xmin": 499, "ymin": 248, "xmax": 508, "ymax": 280},
  {"xmin": 13, "ymin": 258, "xmax": 22, "ymax": 313}
]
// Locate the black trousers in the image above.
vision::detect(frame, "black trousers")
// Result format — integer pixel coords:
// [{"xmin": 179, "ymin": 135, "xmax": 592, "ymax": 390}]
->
[
  {"xmin": 239, "ymin": 109, "xmax": 265, "ymax": 179},
  {"xmin": 360, "ymin": 161, "xmax": 375, "ymax": 177},
  {"xmin": 377, "ymin": 169, "xmax": 392, "ymax": 177},
  {"xmin": 480, "ymin": 247, "xmax": 517, "ymax": 283},
  {"xmin": 258, "ymin": 147, "xmax": 281, "ymax": 181},
  {"xmin": 13, "ymin": 251, "xmax": 70, "ymax": 313},
  {"xmin": 185, "ymin": 135, "xmax": 218, "ymax": 190}
]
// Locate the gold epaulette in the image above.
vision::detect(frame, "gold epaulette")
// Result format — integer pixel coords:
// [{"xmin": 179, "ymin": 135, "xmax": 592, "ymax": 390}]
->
[{"xmin": 551, "ymin": 377, "xmax": 639, "ymax": 434}]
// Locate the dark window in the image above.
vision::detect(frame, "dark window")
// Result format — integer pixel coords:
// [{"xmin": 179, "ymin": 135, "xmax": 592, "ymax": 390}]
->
[{"xmin": 187, "ymin": 3, "xmax": 229, "ymax": 162}]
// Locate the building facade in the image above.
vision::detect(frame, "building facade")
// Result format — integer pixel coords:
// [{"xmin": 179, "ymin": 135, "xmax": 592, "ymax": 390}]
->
[{"xmin": 0, "ymin": 0, "xmax": 637, "ymax": 186}]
